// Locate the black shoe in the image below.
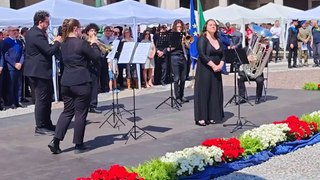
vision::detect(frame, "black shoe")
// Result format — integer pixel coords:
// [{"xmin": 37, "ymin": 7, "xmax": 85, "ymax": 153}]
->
[
  {"xmin": 46, "ymin": 125, "xmax": 56, "ymax": 131},
  {"xmin": 16, "ymin": 102, "xmax": 26, "ymax": 108},
  {"xmin": 48, "ymin": 140, "xmax": 62, "ymax": 154},
  {"xmin": 195, "ymin": 120, "xmax": 207, "ymax": 126},
  {"xmin": 255, "ymin": 98, "xmax": 261, "ymax": 104},
  {"xmin": 89, "ymin": 108, "xmax": 102, "ymax": 114},
  {"xmin": 35, "ymin": 127, "xmax": 54, "ymax": 136},
  {"xmin": 288, "ymin": 65, "xmax": 292, "ymax": 68},
  {"xmin": 236, "ymin": 99, "xmax": 247, "ymax": 105},
  {"xmin": 74, "ymin": 144, "xmax": 89, "ymax": 154},
  {"xmin": 292, "ymin": 65, "xmax": 297, "ymax": 68},
  {"xmin": 180, "ymin": 97, "xmax": 189, "ymax": 103},
  {"xmin": 0, "ymin": 106, "xmax": 3, "ymax": 111}
]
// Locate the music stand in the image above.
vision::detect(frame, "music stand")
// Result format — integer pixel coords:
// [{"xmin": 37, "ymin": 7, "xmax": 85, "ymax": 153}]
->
[
  {"xmin": 223, "ymin": 48, "xmax": 256, "ymax": 133},
  {"xmin": 155, "ymin": 32, "xmax": 182, "ymax": 111},
  {"xmin": 122, "ymin": 42, "xmax": 156, "ymax": 143},
  {"xmin": 224, "ymin": 48, "xmax": 252, "ymax": 107},
  {"xmin": 100, "ymin": 41, "xmax": 130, "ymax": 129}
]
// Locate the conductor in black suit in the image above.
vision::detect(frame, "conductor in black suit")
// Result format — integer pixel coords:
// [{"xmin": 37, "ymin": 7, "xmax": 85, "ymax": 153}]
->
[
  {"xmin": 48, "ymin": 18, "xmax": 101, "ymax": 154},
  {"xmin": 24, "ymin": 11, "xmax": 62, "ymax": 135}
]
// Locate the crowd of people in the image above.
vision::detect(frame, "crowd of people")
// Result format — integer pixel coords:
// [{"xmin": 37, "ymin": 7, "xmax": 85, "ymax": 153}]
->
[{"xmin": 1, "ymin": 9, "xmax": 320, "ymax": 153}]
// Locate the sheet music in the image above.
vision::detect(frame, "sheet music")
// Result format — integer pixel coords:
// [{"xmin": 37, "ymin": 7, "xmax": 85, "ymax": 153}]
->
[
  {"xmin": 106, "ymin": 40, "xmax": 120, "ymax": 59},
  {"xmin": 301, "ymin": 43, "xmax": 308, "ymax": 51},
  {"xmin": 132, "ymin": 43, "xmax": 151, "ymax": 64},
  {"xmin": 118, "ymin": 42, "xmax": 136, "ymax": 64}
]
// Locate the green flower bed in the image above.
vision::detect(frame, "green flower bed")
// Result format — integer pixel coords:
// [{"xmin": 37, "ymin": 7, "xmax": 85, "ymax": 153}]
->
[{"xmin": 303, "ymin": 82, "xmax": 320, "ymax": 91}]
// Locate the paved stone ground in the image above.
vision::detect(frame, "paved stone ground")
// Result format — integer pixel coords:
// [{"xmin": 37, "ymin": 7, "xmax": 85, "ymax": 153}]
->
[{"xmin": 0, "ymin": 59, "xmax": 319, "ymax": 180}]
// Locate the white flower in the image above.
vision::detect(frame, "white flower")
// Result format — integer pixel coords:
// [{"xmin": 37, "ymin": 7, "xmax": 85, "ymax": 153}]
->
[
  {"xmin": 309, "ymin": 110, "xmax": 320, "ymax": 117},
  {"xmin": 241, "ymin": 124, "xmax": 290, "ymax": 149},
  {"xmin": 160, "ymin": 146, "xmax": 223, "ymax": 175}
]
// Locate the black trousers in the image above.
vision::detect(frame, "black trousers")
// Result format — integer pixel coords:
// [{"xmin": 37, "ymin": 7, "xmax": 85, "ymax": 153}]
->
[
  {"xmin": 99, "ymin": 59, "xmax": 107, "ymax": 92},
  {"xmin": 238, "ymin": 71, "xmax": 264, "ymax": 99},
  {"xmin": 186, "ymin": 53, "xmax": 191, "ymax": 79},
  {"xmin": 171, "ymin": 54, "xmax": 187, "ymax": 99},
  {"xmin": 54, "ymin": 83, "xmax": 91, "ymax": 144},
  {"xmin": 29, "ymin": 77, "xmax": 53, "ymax": 128},
  {"xmin": 288, "ymin": 47, "xmax": 297, "ymax": 67},
  {"xmin": 90, "ymin": 73, "xmax": 99, "ymax": 108},
  {"xmin": 272, "ymin": 38, "xmax": 280, "ymax": 61}
]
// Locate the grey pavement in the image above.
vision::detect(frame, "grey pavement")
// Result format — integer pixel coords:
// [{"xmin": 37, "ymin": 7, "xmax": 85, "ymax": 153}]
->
[{"xmin": 1, "ymin": 85, "xmax": 320, "ymax": 180}]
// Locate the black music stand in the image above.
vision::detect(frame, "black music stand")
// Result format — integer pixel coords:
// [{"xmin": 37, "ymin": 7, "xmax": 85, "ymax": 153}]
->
[
  {"xmin": 224, "ymin": 48, "xmax": 252, "ymax": 107},
  {"xmin": 122, "ymin": 43, "xmax": 156, "ymax": 143},
  {"xmin": 223, "ymin": 48, "xmax": 256, "ymax": 133},
  {"xmin": 100, "ymin": 41, "xmax": 131, "ymax": 129},
  {"xmin": 155, "ymin": 32, "xmax": 182, "ymax": 111}
]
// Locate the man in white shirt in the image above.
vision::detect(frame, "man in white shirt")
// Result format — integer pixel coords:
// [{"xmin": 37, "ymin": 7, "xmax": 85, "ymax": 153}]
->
[{"xmin": 270, "ymin": 20, "xmax": 281, "ymax": 62}]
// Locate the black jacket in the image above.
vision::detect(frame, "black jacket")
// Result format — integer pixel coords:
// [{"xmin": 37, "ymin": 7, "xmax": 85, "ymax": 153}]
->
[
  {"xmin": 24, "ymin": 26, "xmax": 60, "ymax": 79},
  {"xmin": 60, "ymin": 37, "xmax": 101, "ymax": 86}
]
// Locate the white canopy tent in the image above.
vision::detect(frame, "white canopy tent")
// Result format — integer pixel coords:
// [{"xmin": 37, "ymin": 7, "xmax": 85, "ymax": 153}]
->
[
  {"xmin": 204, "ymin": 4, "xmax": 271, "ymax": 24},
  {"xmin": 15, "ymin": 0, "xmax": 123, "ymax": 27},
  {"xmin": 288, "ymin": 5, "xmax": 320, "ymax": 20},
  {"xmin": 255, "ymin": 3, "xmax": 303, "ymax": 60},
  {"xmin": 173, "ymin": 7, "xmax": 191, "ymax": 15},
  {"xmin": 204, "ymin": 4, "xmax": 272, "ymax": 46},
  {"xmin": 0, "ymin": 7, "xmax": 28, "ymax": 27},
  {"xmin": 99, "ymin": 0, "xmax": 189, "ymax": 26}
]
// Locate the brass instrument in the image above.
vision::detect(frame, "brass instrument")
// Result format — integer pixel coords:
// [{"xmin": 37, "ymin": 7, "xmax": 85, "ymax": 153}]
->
[
  {"xmin": 96, "ymin": 39, "xmax": 112, "ymax": 55},
  {"xmin": 82, "ymin": 33, "xmax": 112, "ymax": 55},
  {"xmin": 182, "ymin": 34, "xmax": 194, "ymax": 47},
  {"xmin": 240, "ymin": 25, "xmax": 273, "ymax": 79}
]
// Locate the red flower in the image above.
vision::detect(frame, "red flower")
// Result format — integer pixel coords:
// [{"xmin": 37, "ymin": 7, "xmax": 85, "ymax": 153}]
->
[
  {"xmin": 273, "ymin": 115, "xmax": 318, "ymax": 141},
  {"xmin": 77, "ymin": 165, "xmax": 144, "ymax": 180},
  {"xmin": 202, "ymin": 138, "xmax": 244, "ymax": 162}
]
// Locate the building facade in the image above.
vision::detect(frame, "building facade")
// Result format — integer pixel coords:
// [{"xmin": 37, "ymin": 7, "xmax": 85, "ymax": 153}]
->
[{"xmin": 2, "ymin": 0, "xmax": 320, "ymax": 10}]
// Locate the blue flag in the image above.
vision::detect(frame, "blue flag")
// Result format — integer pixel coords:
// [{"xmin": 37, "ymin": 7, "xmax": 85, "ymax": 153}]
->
[{"xmin": 190, "ymin": 0, "xmax": 199, "ymax": 69}]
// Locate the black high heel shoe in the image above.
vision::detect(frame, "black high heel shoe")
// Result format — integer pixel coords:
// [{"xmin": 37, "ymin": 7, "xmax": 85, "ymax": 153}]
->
[{"xmin": 195, "ymin": 120, "xmax": 207, "ymax": 126}]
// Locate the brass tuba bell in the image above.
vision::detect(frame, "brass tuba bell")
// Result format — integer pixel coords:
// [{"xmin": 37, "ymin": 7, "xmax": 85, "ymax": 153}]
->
[{"xmin": 183, "ymin": 34, "xmax": 194, "ymax": 45}]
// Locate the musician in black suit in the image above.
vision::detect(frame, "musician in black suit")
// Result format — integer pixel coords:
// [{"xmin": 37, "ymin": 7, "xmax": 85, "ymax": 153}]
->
[
  {"xmin": 48, "ymin": 18, "xmax": 101, "ymax": 154},
  {"xmin": 24, "ymin": 11, "xmax": 62, "ymax": 135},
  {"xmin": 84, "ymin": 23, "xmax": 102, "ymax": 114},
  {"xmin": 168, "ymin": 19, "xmax": 189, "ymax": 104}
]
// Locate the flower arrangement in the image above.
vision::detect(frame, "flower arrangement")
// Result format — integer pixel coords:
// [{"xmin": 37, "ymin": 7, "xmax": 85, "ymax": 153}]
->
[
  {"xmin": 274, "ymin": 116, "xmax": 318, "ymax": 140},
  {"xmin": 77, "ymin": 111, "xmax": 320, "ymax": 179},
  {"xmin": 301, "ymin": 111, "xmax": 320, "ymax": 129},
  {"xmin": 160, "ymin": 145, "xmax": 223, "ymax": 176},
  {"xmin": 201, "ymin": 138, "xmax": 244, "ymax": 162},
  {"xmin": 240, "ymin": 124, "xmax": 290, "ymax": 149},
  {"xmin": 76, "ymin": 165, "xmax": 144, "ymax": 180},
  {"xmin": 303, "ymin": 82, "xmax": 320, "ymax": 90}
]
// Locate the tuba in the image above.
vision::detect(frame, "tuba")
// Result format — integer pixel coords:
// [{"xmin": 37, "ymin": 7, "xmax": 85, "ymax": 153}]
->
[{"xmin": 240, "ymin": 25, "xmax": 273, "ymax": 79}]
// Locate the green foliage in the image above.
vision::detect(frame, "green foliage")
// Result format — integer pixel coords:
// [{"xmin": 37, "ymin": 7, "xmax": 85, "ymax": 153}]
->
[
  {"xmin": 239, "ymin": 135, "xmax": 264, "ymax": 156},
  {"xmin": 130, "ymin": 158, "xmax": 178, "ymax": 180},
  {"xmin": 303, "ymin": 83, "xmax": 319, "ymax": 91},
  {"xmin": 301, "ymin": 114, "xmax": 320, "ymax": 132}
]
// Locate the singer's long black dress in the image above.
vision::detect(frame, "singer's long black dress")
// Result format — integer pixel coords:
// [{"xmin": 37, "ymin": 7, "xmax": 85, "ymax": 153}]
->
[{"xmin": 194, "ymin": 35, "xmax": 225, "ymax": 123}]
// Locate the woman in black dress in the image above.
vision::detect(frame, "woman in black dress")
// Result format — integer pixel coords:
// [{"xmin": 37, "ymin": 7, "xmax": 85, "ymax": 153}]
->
[
  {"xmin": 194, "ymin": 19, "xmax": 225, "ymax": 126},
  {"xmin": 48, "ymin": 18, "xmax": 101, "ymax": 154}
]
